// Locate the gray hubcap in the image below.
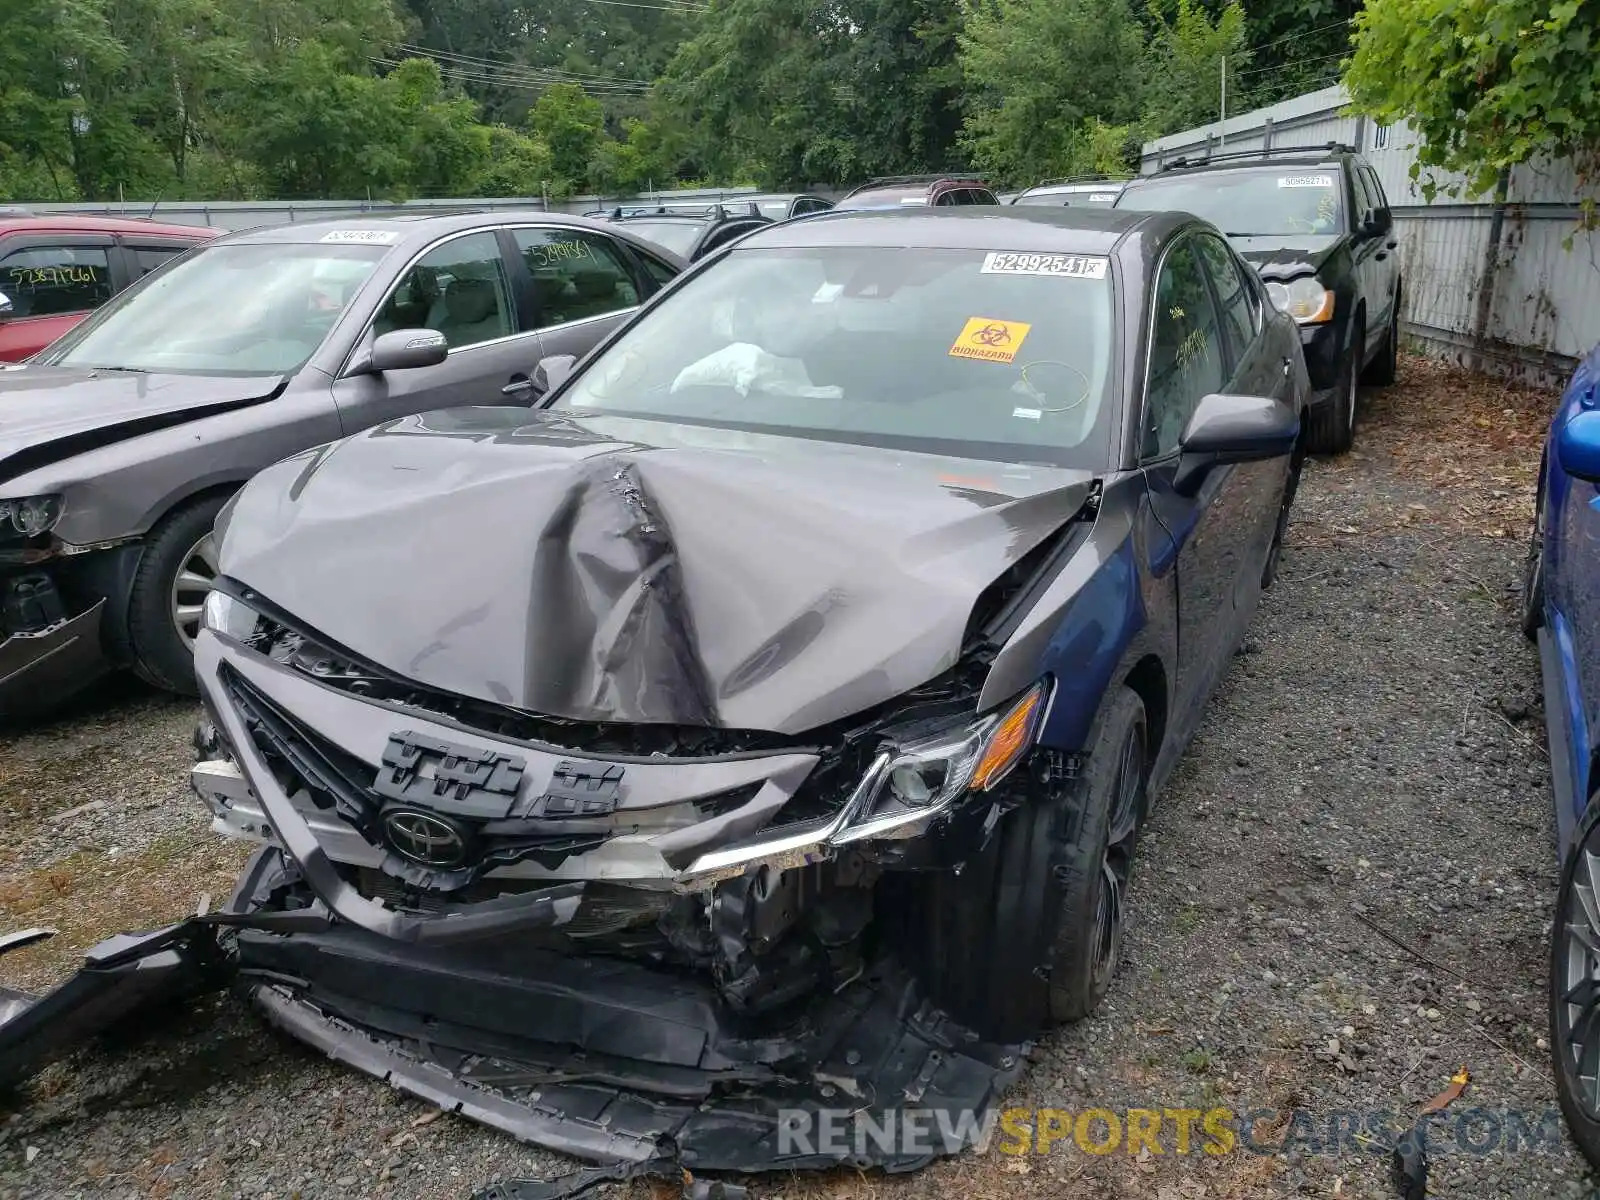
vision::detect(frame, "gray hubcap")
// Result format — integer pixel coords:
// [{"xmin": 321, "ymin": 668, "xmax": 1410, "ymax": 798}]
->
[
  {"xmin": 1559, "ymin": 840, "xmax": 1600, "ymax": 1115},
  {"xmin": 171, "ymin": 533, "xmax": 219, "ymax": 649}
]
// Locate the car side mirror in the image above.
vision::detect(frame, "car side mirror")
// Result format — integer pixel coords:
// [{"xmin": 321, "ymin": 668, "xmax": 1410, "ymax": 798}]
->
[
  {"xmin": 1361, "ymin": 209, "xmax": 1392, "ymax": 237},
  {"xmin": 0, "ymin": 291, "xmax": 13, "ymax": 323},
  {"xmin": 1557, "ymin": 410, "xmax": 1600, "ymax": 483},
  {"xmin": 368, "ymin": 328, "xmax": 449, "ymax": 373},
  {"xmin": 532, "ymin": 354, "xmax": 577, "ymax": 398},
  {"xmin": 1173, "ymin": 393, "xmax": 1300, "ymax": 496}
]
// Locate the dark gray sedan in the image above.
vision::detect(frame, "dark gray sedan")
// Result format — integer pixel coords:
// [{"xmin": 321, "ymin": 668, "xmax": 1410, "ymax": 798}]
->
[{"xmin": 0, "ymin": 212, "xmax": 683, "ymax": 715}]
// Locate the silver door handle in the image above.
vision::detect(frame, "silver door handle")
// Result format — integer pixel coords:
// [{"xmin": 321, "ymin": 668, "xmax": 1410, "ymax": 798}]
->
[{"xmin": 502, "ymin": 378, "xmax": 536, "ymax": 396}]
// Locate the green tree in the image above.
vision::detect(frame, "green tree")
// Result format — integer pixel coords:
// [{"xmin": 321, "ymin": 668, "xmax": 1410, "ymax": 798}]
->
[
  {"xmin": 957, "ymin": 0, "xmax": 1145, "ymax": 184},
  {"xmin": 1346, "ymin": 0, "xmax": 1600, "ymax": 202},
  {"xmin": 526, "ymin": 82, "xmax": 608, "ymax": 186},
  {"xmin": 472, "ymin": 125, "xmax": 556, "ymax": 197},
  {"xmin": 1141, "ymin": 0, "xmax": 1249, "ymax": 139}
]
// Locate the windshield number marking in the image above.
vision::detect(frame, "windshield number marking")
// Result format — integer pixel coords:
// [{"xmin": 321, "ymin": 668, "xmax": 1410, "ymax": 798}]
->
[
  {"xmin": 981, "ymin": 252, "xmax": 1107, "ymax": 280},
  {"xmin": 1278, "ymin": 175, "xmax": 1334, "ymax": 188},
  {"xmin": 319, "ymin": 229, "xmax": 401, "ymax": 244}
]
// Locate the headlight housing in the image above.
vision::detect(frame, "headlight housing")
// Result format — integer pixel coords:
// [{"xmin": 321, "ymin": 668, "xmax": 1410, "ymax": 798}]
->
[
  {"xmin": 202, "ymin": 589, "xmax": 266, "ymax": 642},
  {"xmin": 0, "ymin": 495, "xmax": 64, "ymax": 538},
  {"xmin": 836, "ymin": 681, "xmax": 1050, "ymax": 843},
  {"xmin": 1265, "ymin": 277, "xmax": 1335, "ymax": 324}
]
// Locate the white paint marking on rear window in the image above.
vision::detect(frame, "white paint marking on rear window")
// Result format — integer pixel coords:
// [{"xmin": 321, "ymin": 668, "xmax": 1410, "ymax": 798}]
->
[
  {"xmin": 318, "ymin": 229, "xmax": 401, "ymax": 244},
  {"xmin": 1278, "ymin": 174, "xmax": 1334, "ymax": 188}
]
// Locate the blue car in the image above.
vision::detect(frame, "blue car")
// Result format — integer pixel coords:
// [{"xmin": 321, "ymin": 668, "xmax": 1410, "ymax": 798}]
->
[{"xmin": 1525, "ymin": 342, "xmax": 1600, "ymax": 1165}]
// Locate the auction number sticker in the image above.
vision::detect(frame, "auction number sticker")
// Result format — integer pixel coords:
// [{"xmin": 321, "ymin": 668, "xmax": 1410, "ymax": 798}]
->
[
  {"xmin": 1278, "ymin": 174, "xmax": 1334, "ymax": 188},
  {"xmin": 319, "ymin": 229, "xmax": 401, "ymax": 244},
  {"xmin": 949, "ymin": 316, "xmax": 1033, "ymax": 363},
  {"xmin": 981, "ymin": 252, "xmax": 1107, "ymax": 280}
]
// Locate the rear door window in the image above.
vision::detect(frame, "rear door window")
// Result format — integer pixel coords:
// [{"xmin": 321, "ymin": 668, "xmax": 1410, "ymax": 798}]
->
[
  {"xmin": 0, "ymin": 244, "xmax": 113, "ymax": 317},
  {"xmin": 513, "ymin": 228, "xmax": 642, "ymax": 328},
  {"xmin": 126, "ymin": 244, "xmax": 191, "ymax": 277}
]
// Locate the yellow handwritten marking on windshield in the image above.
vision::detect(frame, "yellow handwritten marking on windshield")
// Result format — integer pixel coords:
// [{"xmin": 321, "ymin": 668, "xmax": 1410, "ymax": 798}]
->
[
  {"xmin": 949, "ymin": 317, "xmax": 1032, "ymax": 364},
  {"xmin": 529, "ymin": 240, "xmax": 596, "ymax": 269}
]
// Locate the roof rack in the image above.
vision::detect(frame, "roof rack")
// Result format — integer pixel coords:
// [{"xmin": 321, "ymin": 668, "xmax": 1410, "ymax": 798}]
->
[
  {"xmin": 1025, "ymin": 174, "xmax": 1132, "ymax": 189},
  {"xmin": 607, "ymin": 201, "xmax": 763, "ymax": 220},
  {"xmin": 1160, "ymin": 141, "xmax": 1355, "ymax": 172},
  {"xmin": 843, "ymin": 173, "xmax": 984, "ymax": 197}
]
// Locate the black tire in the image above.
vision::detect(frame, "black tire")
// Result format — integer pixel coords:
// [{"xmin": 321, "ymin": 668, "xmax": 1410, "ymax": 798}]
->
[
  {"xmin": 1362, "ymin": 291, "xmax": 1401, "ymax": 386},
  {"xmin": 1522, "ymin": 467, "xmax": 1548, "ymax": 641},
  {"xmin": 1304, "ymin": 331, "xmax": 1362, "ymax": 456},
  {"xmin": 1261, "ymin": 443, "xmax": 1306, "ymax": 590},
  {"xmin": 127, "ymin": 493, "xmax": 230, "ymax": 695},
  {"xmin": 907, "ymin": 686, "xmax": 1149, "ymax": 1040},
  {"xmin": 1550, "ymin": 797, "xmax": 1600, "ymax": 1169}
]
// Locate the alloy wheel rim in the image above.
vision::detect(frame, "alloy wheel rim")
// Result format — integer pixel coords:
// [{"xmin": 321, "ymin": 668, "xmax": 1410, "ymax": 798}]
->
[
  {"xmin": 170, "ymin": 532, "xmax": 219, "ymax": 650},
  {"xmin": 1092, "ymin": 724, "xmax": 1146, "ymax": 991},
  {"xmin": 1525, "ymin": 489, "xmax": 1546, "ymax": 614},
  {"xmin": 1558, "ymin": 837, "xmax": 1600, "ymax": 1116}
]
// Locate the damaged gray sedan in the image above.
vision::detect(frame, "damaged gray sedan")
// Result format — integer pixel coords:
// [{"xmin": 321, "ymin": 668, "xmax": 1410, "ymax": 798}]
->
[{"xmin": 1, "ymin": 207, "xmax": 1309, "ymax": 1191}]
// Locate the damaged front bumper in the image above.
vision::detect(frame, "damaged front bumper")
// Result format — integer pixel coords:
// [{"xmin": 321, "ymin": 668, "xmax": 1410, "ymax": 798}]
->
[
  {"xmin": 0, "ymin": 848, "xmax": 1026, "ymax": 1185},
  {"xmin": 0, "ymin": 627, "xmax": 1038, "ymax": 1191}
]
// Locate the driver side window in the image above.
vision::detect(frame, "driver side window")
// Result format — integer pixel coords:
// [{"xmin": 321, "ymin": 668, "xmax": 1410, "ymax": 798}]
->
[
  {"xmin": 372, "ymin": 232, "xmax": 513, "ymax": 350},
  {"xmin": 1144, "ymin": 240, "xmax": 1225, "ymax": 459}
]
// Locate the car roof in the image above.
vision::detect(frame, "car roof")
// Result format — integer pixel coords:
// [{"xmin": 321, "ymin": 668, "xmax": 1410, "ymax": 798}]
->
[
  {"xmin": 218, "ymin": 211, "xmax": 616, "ymax": 248},
  {"xmin": 0, "ymin": 213, "xmax": 217, "ymax": 238},
  {"xmin": 735, "ymin": 205, "xmax": 1167, "ymax": 253}
]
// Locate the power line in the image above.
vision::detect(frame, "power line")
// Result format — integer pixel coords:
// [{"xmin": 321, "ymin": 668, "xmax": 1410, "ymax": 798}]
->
[
  {"xmin": 1234, "ymin": 49, "xmax": 1347, "ymax": 79},
  {"xmin": 368, "ymin": 56, "xmax": 653, "ymax": 96},
  {"xmin": 395, "ymin": 43, "xmax": 653, "ymax": 87},
  {"xmin": 570, "ymin": 0, "xmax": 709, "ymax": 12},
  {"xmin": 1249, "ymin": 17, "xmax": 1352, "ymax": 57}
]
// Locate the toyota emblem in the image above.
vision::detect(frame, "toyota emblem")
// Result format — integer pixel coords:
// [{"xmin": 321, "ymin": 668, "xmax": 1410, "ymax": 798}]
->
[{"xmin": 381, "ymin": 809, "xmax": 468, "ymax": 868}]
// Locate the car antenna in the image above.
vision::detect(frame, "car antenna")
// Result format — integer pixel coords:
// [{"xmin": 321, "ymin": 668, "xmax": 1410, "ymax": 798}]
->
[{"xmin": 145, "ymin": 190, "xmax": 165, "ymax": 219}]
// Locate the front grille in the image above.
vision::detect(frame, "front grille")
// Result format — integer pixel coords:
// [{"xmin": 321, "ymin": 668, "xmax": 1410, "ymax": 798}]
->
[{"xmin": 221, "ymin": 666, "xmax": 771, "ymax": 884}]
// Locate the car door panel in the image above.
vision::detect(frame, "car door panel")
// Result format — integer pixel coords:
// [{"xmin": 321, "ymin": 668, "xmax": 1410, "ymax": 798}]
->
[
  {"xmin": 330, "ymin": 229, "xmax": 540, "ymax": 434},
  {"xmin": 1138, "ymin": 237, "xmax": 1237, "ymax": 734}
]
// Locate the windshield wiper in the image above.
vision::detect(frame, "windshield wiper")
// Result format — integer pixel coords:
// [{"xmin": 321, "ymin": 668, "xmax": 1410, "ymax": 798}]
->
[{"xmin": 76, "ymin": 365, "xmax": 148, "ymax": 373}]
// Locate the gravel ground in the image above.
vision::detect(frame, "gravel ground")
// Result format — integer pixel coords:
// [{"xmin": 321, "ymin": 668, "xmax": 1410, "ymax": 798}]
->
[{"xmin": 1, "ymin": 356, "xmax": 1594, "ymax": 1200}]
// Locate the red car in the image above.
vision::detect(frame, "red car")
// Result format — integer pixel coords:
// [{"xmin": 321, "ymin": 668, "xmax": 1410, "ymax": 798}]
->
[{"xmin": 0, "ymin": 214, "xmax": 218, "ymax": 361}]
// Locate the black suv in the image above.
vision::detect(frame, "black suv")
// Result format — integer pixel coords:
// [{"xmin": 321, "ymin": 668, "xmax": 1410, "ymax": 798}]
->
[
  {"xmin": 590, "ymin": 202, "xmax": 773, "ymax": 262},
  {"xmin": 1115, "ymin": 143, "xmax": 1401, "ymax": 454}
]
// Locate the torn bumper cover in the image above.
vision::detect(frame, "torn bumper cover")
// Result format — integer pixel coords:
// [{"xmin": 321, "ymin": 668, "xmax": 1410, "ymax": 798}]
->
[{"xmin": 0, "ymin": 852, "xmax": 1025, "ymax": 1180}]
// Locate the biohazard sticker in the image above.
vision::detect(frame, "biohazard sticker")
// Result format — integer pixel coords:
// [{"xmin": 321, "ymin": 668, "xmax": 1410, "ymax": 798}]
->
[{"xmin": 949, "ymin": 316, "xmax": 1032, "ymax": 363}]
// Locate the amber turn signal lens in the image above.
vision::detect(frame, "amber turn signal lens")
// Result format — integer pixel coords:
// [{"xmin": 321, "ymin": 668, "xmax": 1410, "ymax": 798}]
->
[{"xmin": 971, "ymin": 684, "xmax": 1046, "ymax": 791}]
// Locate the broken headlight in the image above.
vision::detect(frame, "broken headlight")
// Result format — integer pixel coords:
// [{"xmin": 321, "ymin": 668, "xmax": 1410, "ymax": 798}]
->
[
  {"xmin": 1265, "ymin": 276, "xmax": 1335, "ymax": 324},
  {"xmin": 0, "ymin": 495, "xmax": 63, "ymax": 540},
  {"xmin": 839, "ymin": 681, "xmax": 1050, "ymax": 840},
  {"xmin": 202, "ymin": 589, "xmax": 265, "ymax": 643}
]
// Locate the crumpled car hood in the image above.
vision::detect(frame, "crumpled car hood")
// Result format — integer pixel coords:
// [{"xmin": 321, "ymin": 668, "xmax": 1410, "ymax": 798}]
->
[
  {"xmin": 1231, "ymin": 233, "xmax": 1341, "ymax": 281},
  {"xmin": 219, "ymin": 407, "xmax": 1097, "ymax": 734},
  {"xmin": 0, "ymin": 365, "xmax": 284, "ymax": 482}
]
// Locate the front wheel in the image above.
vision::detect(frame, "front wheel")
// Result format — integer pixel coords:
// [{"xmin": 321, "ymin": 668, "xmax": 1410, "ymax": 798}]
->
[
  {"xmin": 906, "ymin": 686, "xmax": 1149, "ymax": 1040},
  {"xmin": 127, "ymin": 494, "xmax": 229, "ymax": 695},
  {"xmin": 1550, "ymin": 798, "xmax": 1600, "ymax": 1169},
  {"xmin": 1304, "ymin": 333, "xmax": 1362, "ymax": 456}
]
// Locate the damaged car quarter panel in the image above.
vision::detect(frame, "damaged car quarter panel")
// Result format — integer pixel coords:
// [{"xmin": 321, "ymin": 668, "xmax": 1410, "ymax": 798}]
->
[{"xmin": 1, "ymin": 207, "xmax": 1306, "ymax": 1194}]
